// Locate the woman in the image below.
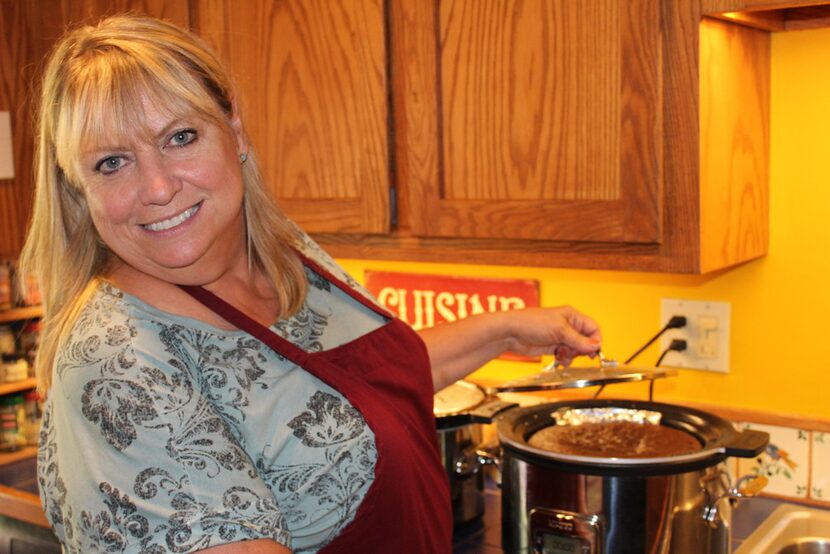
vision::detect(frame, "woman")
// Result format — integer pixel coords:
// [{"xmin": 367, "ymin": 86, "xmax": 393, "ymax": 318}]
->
[{"xmin": 19, "ymin": 14, "xmax": 601, "ymax": 554}]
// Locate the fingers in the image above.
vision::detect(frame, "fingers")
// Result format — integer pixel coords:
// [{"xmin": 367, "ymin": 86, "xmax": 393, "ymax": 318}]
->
[{"xmin": 551, "ymin": 307, "xmax": 601, "ymax": 366}]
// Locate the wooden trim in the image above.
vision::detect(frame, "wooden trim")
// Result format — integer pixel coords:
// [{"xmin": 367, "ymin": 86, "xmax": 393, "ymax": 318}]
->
[
  {"xmin": 0, "ymin": 444, "xmax": 36, "ymax": 468},
  {"xmin": 0, "ymin": 483, "xmax": 47, "ymax": 527},
  {"xmin": 0, "ymin": 377, "xmax": 36, "ymax": 397},
  {"xmin": 0, "ymin": 306, "xmax": 41, "ymax": 324}
]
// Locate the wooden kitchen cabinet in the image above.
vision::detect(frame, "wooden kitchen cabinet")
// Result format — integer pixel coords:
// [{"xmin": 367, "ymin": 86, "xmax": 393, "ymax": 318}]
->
[
  {"xmin": 0, "ymin": 0, "xmax": 774, "ymax": 274},
  {"xmin": 312, "ymin": 0, "xmax": 771, "ymax": 274},
  {"xmin": 397, "ymin": 0, "xmax": 663, "ymax": 245}
]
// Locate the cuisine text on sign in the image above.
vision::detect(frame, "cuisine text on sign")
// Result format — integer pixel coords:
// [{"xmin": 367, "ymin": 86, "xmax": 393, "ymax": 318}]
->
[{"xmin": 364, "ymin": 271, "xmax": 539, "ymax": 331}]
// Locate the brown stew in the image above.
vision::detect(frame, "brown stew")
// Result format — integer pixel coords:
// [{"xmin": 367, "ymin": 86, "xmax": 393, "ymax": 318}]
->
[{"xmin": 528, "ymin": 421, "xmax": 702, "ymax": 458}]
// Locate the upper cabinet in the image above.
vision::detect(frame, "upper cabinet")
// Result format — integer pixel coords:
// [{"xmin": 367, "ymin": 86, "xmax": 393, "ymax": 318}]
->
[
  {"xmin": 310, "ymin": 0, "xmax": 768, "ymax": 274},
  {"xmin": 194, "ymin": 0, "xmax": 392, "ymax": 235},
  {"xmin": 207, "ymin": 0, "xmax": 769, "ymax": 274},
  {"xmin": 1, "ymin": 0, "xmax": 795, "ymax": 273},
  {"xmin": 395, "ymin": 0, "xmax": 663, "ymax": 245}
]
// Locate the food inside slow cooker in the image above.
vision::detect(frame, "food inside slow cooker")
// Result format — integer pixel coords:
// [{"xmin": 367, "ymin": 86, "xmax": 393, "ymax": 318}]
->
[{"xmin": 527, "ymin": 421, "xmax": 702, "ymax": 458}]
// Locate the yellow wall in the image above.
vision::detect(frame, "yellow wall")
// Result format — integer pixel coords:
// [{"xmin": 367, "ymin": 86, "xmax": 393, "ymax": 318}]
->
[{"xmin": 336, "ymin": 27, "xmax": 830, "ymax": 421}]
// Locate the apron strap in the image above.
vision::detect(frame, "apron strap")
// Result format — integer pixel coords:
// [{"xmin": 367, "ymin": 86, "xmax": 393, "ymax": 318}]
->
[{"xmin": 179, "ymin": 284, "xmax": 311, "ymax": 367}]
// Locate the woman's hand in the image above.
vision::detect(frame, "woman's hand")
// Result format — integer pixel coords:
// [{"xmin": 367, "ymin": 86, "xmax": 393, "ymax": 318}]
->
[
  {"xmin": 500, "ymin": 306, "xmax": 601, "ymax": 367},
  {"xmin": 419, "ymin": 306, "xmax": 601, "ymax": 391}
]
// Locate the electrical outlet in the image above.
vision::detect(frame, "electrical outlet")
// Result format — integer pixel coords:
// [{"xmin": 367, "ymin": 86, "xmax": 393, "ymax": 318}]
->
[{"xmin": 659, "ymin": 299, "xmax": 731, "ymax": 372}]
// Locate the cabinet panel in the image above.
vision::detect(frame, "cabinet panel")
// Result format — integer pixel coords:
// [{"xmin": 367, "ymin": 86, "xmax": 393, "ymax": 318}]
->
[
  {"xmin": 194, "ymin": 0, "xmax": 391, "ymax": 234},
  {"xmin": 399, "ymin": 0, "xmax": 663, "ymax": 243},
  {"xmin": 699, "ymin": 18, "xmax": 769, "ymax": 271}
]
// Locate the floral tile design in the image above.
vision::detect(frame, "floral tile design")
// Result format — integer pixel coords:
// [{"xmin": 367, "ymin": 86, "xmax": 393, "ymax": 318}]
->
[
  {"xmin": 811, "ymin": 432, "xmax": 829, "ymax": 501},
  {"xmin": 735, "ymin": 422, "xmax": 810, "ymax": 498}
]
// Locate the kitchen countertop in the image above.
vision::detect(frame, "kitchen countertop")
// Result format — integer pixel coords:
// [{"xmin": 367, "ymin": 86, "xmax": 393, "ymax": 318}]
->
[{"xmin": 451, "ymin": 478, "xmax": 790, "ymax": 553}]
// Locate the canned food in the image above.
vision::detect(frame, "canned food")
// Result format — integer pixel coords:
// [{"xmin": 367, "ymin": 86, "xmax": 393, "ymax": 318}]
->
[{"xmin": 0, "ymin": 394, "xmax": 26, "ymax": 452}]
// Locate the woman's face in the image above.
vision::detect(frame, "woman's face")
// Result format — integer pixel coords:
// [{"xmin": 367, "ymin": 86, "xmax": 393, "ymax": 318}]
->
[{"xmin": 78, "ymin": 97, "xmax": 249, "ymax": 285}]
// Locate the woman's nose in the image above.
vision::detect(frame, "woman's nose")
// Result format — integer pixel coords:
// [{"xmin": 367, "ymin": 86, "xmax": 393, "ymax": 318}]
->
[{"xmin": 138, "ymin": 158, "xmax": 180, "ymax": 205}]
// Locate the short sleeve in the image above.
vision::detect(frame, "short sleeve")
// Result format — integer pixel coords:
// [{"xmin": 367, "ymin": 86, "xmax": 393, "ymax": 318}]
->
[{"xmin": 38, "ymin": 294, "xmax": 291, "ymax": 553}]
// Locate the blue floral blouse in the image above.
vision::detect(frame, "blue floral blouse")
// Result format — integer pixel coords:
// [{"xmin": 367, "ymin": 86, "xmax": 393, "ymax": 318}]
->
[{"xmin": 37, "ymin": 247, "xmax": 387, "ymax": 553}]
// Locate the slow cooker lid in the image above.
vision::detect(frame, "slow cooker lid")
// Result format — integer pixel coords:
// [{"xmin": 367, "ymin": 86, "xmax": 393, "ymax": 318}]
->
[{"xmin": 488, "ymin": 363, "xmax": 676, "ymax": 394}]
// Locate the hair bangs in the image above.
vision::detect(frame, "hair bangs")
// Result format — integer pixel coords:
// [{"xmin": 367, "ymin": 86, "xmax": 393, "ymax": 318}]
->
[{"xmin": 53, "ymin": 45, "xmax": 226, "ymax": 185}]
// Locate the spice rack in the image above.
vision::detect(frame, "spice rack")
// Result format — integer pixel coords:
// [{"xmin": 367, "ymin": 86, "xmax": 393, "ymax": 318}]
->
[{"xmin": 0, "ymin": 306, "xmax": 42, "ymax": 466}]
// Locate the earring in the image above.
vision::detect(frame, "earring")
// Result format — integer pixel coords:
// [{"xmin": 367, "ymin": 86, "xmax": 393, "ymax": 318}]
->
[{"xmin": 239, "ymin": 152, "xmax": 248, "ymax": 164}]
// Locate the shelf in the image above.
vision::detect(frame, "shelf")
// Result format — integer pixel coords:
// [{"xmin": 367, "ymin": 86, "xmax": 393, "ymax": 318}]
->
[
  {"xmin": 0, "ymin": 445, "xmax": 36, "ymax": 468},
  {"xmin": 0, "ymin": 378, "xmax": 36, "ymax": 396},
  {"xmin": 0, "ymin": 306, "xmax": 42, "ymax": 324}
]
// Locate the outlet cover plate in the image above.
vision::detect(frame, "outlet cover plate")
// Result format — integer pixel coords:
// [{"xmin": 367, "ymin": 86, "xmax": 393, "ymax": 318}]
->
[{"xmin": 660, "ymin": 298, "xmax": 731, "ymax": 373}]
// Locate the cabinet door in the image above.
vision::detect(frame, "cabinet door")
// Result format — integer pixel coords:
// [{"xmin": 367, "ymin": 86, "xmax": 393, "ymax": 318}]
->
[
  {"xmin": 393, "ymin": 0, "xmax": 663, "ymax": 243},
  {"xmin": 194, "ymin": 0, "xmax": 391, "ymax": 234}
]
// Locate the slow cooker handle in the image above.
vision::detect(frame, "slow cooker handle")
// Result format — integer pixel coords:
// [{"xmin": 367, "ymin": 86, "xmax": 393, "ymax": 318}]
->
[{"xmin": 723, "ymin": 429, "xmax": 770, "ymax": 458}]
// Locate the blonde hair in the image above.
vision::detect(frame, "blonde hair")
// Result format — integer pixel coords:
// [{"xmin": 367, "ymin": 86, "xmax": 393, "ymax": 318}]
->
[{"xmin": 18, "ymin": 14, "xmax": 307, "ymax": 392}]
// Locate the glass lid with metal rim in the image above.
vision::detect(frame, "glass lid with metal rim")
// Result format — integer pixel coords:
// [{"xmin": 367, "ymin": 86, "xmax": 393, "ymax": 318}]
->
[{"xmin": 487, "ymin": 351, "xmax": 677, "ymax": 395}]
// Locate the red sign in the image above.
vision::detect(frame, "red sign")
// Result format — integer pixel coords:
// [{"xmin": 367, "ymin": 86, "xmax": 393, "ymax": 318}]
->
[{"xmin": 364, "ymin": 271, "xmax": 540, "ymax": 361}]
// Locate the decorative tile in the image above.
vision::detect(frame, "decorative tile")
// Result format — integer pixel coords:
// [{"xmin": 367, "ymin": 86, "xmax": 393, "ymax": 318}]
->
[
  {"xmin": 735, "ymin": 422, "xmax": 810, "ymax": 499},
  {"xmin": 811, "ymin": 432, "xmax": 829, "ymax": 501}
]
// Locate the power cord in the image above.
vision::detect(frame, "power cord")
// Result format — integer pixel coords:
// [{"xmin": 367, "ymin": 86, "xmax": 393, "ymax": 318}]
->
[
  {"xmin": 645, "ymin": 338, "xmax": 687, "ymax": 401},
  {"xmin": 624, "ymin": 315, "xmax": 687, "ymax": 365},
  {"xmin": 655, "ymin": 338, "xmax": 688, "ymax": 367}
]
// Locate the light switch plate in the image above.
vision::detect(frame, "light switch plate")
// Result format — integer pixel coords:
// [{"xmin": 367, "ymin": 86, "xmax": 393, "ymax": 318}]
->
[{"xmin": 660, "ymin": 298, "xmax": 731, "ymax": 372}]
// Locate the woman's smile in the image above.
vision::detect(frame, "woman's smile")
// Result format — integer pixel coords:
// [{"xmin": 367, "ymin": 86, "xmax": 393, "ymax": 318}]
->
[{"xmin": 142, "ymin": 202, "xmax": 202, "ymax": 232}]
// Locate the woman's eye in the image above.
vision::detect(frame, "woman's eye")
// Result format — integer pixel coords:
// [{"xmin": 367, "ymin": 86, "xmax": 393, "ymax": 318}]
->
[
  {"xmin": 169, "ymin": 129, "xmax": 197, "ymax": 147},
  {"xmin": 95, "ymin": 156, "xmax": 124, "ymax": 175}
]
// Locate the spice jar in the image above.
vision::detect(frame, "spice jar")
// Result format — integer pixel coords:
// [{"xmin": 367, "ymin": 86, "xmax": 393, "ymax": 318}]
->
[
  {"xmin": 0, "ymin": 394, "xmax": 26, "ymax": 452},
  {"xmin": 1, "ymin": 356, "xmax": 28, "ymax": 383}
]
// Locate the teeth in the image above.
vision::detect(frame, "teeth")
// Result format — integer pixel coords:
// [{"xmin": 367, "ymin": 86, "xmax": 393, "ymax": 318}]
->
[{"xmin": 143, "ymin": 204, "xmax": 200, "ymax": 232}]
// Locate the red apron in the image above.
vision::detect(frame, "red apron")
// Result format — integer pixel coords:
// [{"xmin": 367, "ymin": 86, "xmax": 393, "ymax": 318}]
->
[{"xmin": 181, "ymin": 255, "xmax": 453, "ymax": 553}]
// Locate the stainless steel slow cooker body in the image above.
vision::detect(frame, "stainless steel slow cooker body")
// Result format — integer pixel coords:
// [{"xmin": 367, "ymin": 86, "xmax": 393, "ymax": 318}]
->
[
  {"xmin": 434, "ymin": 380, "xmax": 516, "ymax": 525},
  {"xmin": 497, "ymin": 399, "xmax": 770, "ymax": 554}
]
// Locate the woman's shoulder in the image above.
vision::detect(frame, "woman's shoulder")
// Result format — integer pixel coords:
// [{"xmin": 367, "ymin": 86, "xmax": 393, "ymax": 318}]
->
[
  {"xmin": 290, "ymin": 221, "xmax": 385, "ymax": 308},
  {"xmin": 55, "ymin": 282, "xmax": 234, "ymax": 387}
]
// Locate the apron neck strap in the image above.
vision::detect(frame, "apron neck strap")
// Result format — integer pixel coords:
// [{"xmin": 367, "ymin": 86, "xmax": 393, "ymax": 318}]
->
[{"xmin": 179, "ymin": 284, "xmax": 311, "ymax": 367}]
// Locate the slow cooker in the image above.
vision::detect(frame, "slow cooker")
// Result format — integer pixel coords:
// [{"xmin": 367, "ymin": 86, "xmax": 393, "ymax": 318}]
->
[
  {"xmin": 497, "ymin": 399, "xmax": 769, "ymax": 554},
  {"xmin": 433, "ymin": 358, "xmax": 769, "ymax": 553},
  {"xmin": 432, "ymin": 361, "xmax": 680, "ymax": 526}
]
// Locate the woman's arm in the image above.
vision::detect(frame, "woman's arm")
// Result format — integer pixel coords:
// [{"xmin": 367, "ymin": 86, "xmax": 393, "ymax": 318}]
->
[{"xmin": 419, "ymin": 306, "xmax": 602, "ymax": 391}]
